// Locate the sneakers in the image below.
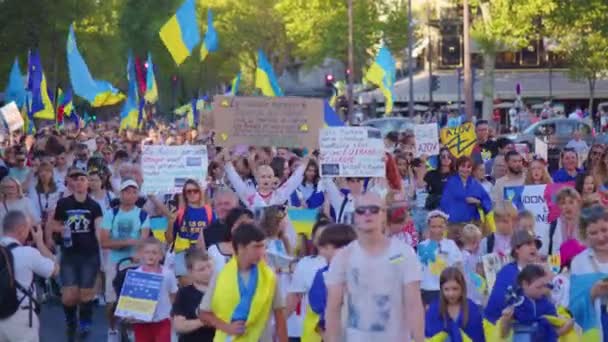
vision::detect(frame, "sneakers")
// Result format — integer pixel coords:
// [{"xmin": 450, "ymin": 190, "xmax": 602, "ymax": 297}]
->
[
  {"xmin": 66, "ymin": 322, "xmax": 77, "ymax": 342},
  {"xmin": 79, "ymin": 320, "xmax": 92, "ymax": 339},
  {"xmin": 107, "ymin": 329, "xmax": 119, "ymax": 342}
]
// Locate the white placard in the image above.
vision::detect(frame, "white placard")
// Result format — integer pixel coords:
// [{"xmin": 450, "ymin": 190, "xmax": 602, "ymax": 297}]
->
[
  {"xmin": 141, "ymin": 145, "xmax": 208, "ymax": 194},
  {"xmin": 535, "ymin": 138, "xmax": 548, "ymax": 161},
  {"xmin": 84, "ymin": 139, "xmax": 97, "ymax": 153},
  {"xmin": 1, "ymin": 102, "xmax": 24, "ymax": 132},
  {"xmin": 319, "ymin": 127, "xmax": 385, "ymax": 178},
  {"xmin": 414, "ymin": 123, "xmax": 439, "ymax": 156}
]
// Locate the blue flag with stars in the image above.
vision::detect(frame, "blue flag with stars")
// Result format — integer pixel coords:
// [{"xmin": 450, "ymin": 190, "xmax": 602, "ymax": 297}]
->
[{"xmin": 115, "ymin": 270, "xmax": 163, "ymax": 321}]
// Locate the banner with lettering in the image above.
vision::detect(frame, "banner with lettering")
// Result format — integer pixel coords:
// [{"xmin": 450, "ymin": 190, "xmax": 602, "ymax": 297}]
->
[
  {"xmin": 319, "ymin": 127, "xmax": 385, "ymax": 177},
  {"xmin": 414, "ymin": 123, "xmax": 439, "ymax": 157},
  {"xmin": 141, "ymin": 145, "xmax": 208, "ymax": 194},
  {"xmin": 504, "ymin": 184, "xmax": 550, "ymax": 239},
  {"xmin": 439, "ymin": 122, "xmax": 477, "ymax": 158}
]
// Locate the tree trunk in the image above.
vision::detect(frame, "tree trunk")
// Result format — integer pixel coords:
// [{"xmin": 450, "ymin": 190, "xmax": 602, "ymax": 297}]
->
[
  {"xmin": 588, "ymin": 76, "xmax": 596, "ymax": 115},
  {"xmin": 482, "ymin": 50, "xmax": 496, "ymax": 122}
]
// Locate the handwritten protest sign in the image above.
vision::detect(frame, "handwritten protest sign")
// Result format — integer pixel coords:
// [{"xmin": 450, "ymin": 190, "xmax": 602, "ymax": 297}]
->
[
  {"xmin": 0, "ymin": 102, "xmax": 24, "ymax": 132},
  {"xmin": 319, "ymin": 127, "xmax": 385, "ymax": 177},
  {"xmin": 210, "ymin": 96, "xmax": 324, "ymax": 148},
  {"xmin": 440, "ymin": 122, "xmax": 476, "ymax": 158},
  {"xmin": 414, "ymin": 123, "xmax": 439, "ymax": 156},
  {"xmin": 115, "ymin": 270, "xmax": 163, "ymax": 322},
  {"xmin": 141, "ymin": 145, "xmax": 208, "ymax": 194}
]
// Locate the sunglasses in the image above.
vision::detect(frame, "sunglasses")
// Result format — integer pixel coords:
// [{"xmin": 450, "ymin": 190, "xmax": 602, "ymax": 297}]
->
[
  {"xmin": 185, "ymin": 188, "xmax": 201, "ymax": 195},
  {"xmin": 440, "ymin": 154, "xmax": 451, "ymax": 159},
  {"xmin": 355, "ymin": 205, "xmax": 381, "ymax": 215}
]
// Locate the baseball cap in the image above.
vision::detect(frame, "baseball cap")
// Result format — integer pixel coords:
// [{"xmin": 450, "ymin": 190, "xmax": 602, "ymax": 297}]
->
[
  {"xmin": 511, "ymin": 229, "xmax": 542, "ymax": 250},
  {"xmin": 67, "ymin": 166, "xmax": 87, "ymax": 178},
  {"xmin": 119, "ymin": 179, "xmax": 139, "ymax": 192}
]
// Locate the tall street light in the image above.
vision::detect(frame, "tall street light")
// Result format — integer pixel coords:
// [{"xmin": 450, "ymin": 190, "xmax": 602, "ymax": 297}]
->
[
  {"xmin": 407, "ymin": 0, "xmax": 414, "ymax": 117},
  {"xmin": 347, "ymin": 0, "xmax": 355, "ymax": 120},
  {"xmin": 463, "ymin": 0, "xmax": 474, "ymax": 120}
]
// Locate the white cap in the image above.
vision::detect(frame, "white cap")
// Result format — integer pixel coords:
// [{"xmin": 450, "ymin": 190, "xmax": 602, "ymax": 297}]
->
[{"xmin": 119, "ymin": 179, "xmax": 139, "ymax": 192}]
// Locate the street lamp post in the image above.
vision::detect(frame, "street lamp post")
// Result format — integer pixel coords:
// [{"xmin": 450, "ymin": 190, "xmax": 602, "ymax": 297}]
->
[
  {"xmin": 407, "ymin": 0, "xmax": 414, "ymax": 117},
  {"xmin": 463, "ymin": 0, "xmax": 474, "ymax": 120},
  {"xmin": 347, "ymin": 0, "xmax": 355, "ymax": 121}
]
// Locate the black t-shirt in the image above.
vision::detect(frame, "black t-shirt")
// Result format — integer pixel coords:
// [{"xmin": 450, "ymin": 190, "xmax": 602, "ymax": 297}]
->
[
  {"xmin": 203, "ymin": 221, "xmax": 228, "ymax": 248},
  {"xmin": 172, "ymin": 285, "xmax": 215, "ymax": 342},
  {"xmin": 424, "ymin": 169, "xmax": 452, "ymax": 197},
  {"xmin": 53, "ymin": 194, "xmax": 103, "ymax": 255}
]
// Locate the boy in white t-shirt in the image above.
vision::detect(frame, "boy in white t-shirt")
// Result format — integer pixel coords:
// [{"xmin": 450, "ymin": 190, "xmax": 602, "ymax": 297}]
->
[{"xmin": 417, "ymin": 210, "xmax": 463, "ymax": 306}]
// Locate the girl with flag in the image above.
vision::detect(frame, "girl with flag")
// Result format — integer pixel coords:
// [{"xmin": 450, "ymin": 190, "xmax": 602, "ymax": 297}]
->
[{"xmin": 425, "ymin": 267, "xmax": 485, "ymax": 342}]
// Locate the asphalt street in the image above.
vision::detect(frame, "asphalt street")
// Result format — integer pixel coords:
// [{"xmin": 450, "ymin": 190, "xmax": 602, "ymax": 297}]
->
[{"xmin": 40, "ymin": 302, "xmax": 108, "ymax": 342}]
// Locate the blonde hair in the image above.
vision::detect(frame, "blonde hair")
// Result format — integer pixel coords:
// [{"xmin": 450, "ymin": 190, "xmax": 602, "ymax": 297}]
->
[
  {"xmin": 555, "ymin": 186, "xmax": 581, "ymax": 204},
  {"xmin": 461, "ymin": 224, "xmax": 482, "ymax": 244},
  {"xmin": 524, "ymin": 159, "xmax": 553, "ymax": 185},
  {"xmin": 0, "ymin": 176, "xmax": 24, "ymax": 200},
  {"xmin": 137, "ymin": 236, "xmax": 164, "ymax": 253},
  {"xmin": 494, "ymin": 200, "xmax": 518, "ymax": 219}
]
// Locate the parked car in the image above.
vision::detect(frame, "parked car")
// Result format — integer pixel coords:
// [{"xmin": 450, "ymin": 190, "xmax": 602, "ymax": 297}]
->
[
  {"xmin": 360, "ymin": 117, "xmax": 416, "ymax": 136},
  {"xmin": 504, "ymin": 118, "xmax": 594, "ymax": 149}
]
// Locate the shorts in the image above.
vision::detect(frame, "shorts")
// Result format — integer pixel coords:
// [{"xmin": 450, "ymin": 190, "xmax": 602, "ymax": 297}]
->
[
  {"xmin": 60, "ymin": 252, "xmax": 100, "ymax": 289},
  {"xmin": 173, "ymin": 251, "xmax": 188, "ymax": 277},
  {"xmin": 132, "ymin": 319, "xmax": 171, "ymax": 342}
]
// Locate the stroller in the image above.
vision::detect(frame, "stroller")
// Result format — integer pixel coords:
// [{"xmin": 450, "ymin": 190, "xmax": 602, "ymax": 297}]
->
[{"xmin": 112, "ymin": 257, "xmax": 139, "ymax": 342}]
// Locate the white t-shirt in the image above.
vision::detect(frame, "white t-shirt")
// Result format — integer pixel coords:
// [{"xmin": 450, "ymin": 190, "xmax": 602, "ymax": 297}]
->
[
  {"xmin": 207, "ymin": 244, "xmax": 232, "ymax": 273},
  {"xmin": 0, "ymin": 237, "xmax": 55, "ymax": 298},
  {"xmin": 134, "ymin": 266, "xmax": 178, "ymax": 322},
  {"xmin": 325, "ymin": 238, "xmax": 422, "ymax": 342},
  {"xmin": 286, "ymin": 256, "xmax": 327, "ymax": 337},
  {"xmin": 419, "ymin": 238, "xmax": 463, "ymax": 291}
]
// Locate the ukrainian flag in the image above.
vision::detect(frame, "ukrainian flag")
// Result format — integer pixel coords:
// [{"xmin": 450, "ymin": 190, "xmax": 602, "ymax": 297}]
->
[
  {"xmin": 255, "ymin": 49, "xmax": 283, "ymax": 97},
  {"xmin": 226, "ymin": 72, "xmax": 241, "ymax": 96},
  {"xmin": 364, "ymin": 45, "xmax": 396, "ymax": 115},
  {"xmin": 323, "ymin": 100, "xmax": 343, "ymax": 127},
  {"xmin": 144, "ymin": 53, "xmax": 158, "ymax": 104},
  {"xmin": 120, "ymin": 54, "xmax": 140, "ymax": 130},
  {"xmin": 27, "ymin": 50, "xmax": 55, "ymax": 121},
  {"xmin": 200, "ymin": 9, "xmax": 218, "ymax": 61},
  {"xmin": 67, "ymin": 24, "xmax": 125, "ymax": 107},
  {"xmin": 159, "ymin": 0, "xmax": 201, "ymax": 66},
  {"xmin": 56, "ymin": 88, "xmax": 73, "ymax": 126},
  {"xmin": 4, "ymin": 58, "xmax": 26, "ymax": 108}
]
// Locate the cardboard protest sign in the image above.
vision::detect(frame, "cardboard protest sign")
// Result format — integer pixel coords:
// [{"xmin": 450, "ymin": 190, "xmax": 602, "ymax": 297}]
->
[
  {"xmin": 319, "ymin": 127, "xmax": 385, "ymax": 178},
  {"xmin": 210, "ymin": 96, "xmax": 324, "ymax": 148},
  {"xmin": 115, "ymin": 270, "xmax": 163, "ymax": 322},
  {"xmin": 440, "ymin": 122, "xmax": 476, "ymax": 158},
  {"xmin": 141, "ymin": 145, "xmax": 208, "ymax": 194},
  {"xmin": 414, "ymin": 123, "xmax": 439, "ymax": 156},
  {"xmin": 0, "ymin": 102, "xmax": 24, "ymax": 132}
]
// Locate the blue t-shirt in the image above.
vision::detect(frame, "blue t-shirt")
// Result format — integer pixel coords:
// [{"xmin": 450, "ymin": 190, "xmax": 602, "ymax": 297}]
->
[
  {"xmin": 173, "ymin": 206, "xmax": 216, "ymax": 244},
  {"xmin": 102, "ymin": 207, "xmax": 150, "ymax": 263}
]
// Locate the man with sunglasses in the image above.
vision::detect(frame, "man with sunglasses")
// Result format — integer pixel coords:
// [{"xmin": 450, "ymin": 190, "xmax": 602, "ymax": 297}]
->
[{"xmin": 325, "ymin": 192, "xmax": 425, "ymax": 342}]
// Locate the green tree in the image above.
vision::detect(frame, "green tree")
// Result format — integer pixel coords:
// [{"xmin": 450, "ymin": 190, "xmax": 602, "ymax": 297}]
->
[
  {"xmin": 469, "ymin": 0, "xmax": 555, "ymax": 120},
  {"xmin": 545, "ymin": 0, "xmax": 608, "ymax": 113}
]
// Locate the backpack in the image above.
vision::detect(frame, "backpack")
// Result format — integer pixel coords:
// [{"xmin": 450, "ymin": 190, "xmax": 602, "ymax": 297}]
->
[{"xmin": 0, "ymin": 243, "xmax": 38, "ymax": 320}]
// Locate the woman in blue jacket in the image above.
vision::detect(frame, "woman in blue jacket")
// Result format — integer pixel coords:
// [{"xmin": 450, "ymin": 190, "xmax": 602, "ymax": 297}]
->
[{"xmin": 440, "ymin": 156, "xmax": 492, "ymax": 242}]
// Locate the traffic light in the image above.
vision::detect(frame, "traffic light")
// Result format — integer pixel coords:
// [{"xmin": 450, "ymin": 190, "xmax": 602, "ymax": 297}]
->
[
  {"xmin": 325, "ymin": 74, "xmax": 335, "ymax": 87},
  {"xmin": 431, "ymin": 75, "xmax": 440, "ymax": 92}
]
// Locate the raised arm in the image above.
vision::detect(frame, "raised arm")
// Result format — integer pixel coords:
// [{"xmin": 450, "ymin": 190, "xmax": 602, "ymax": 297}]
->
[
  {"xmin": 224, "ymin": 162, "xmax": 255, "ymax": 207},
  {"xmin": 273, "ymin": 157, "xmax": 308, "ymax": 204}
]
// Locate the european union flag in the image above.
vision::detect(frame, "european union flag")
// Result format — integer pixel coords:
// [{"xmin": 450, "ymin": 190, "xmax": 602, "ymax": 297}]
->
[
  {"xmin": 159, "ymin": 0, "xmax": 201, "ymax": 65},
  {"xmin": 67, "ymin": 24, "xmax": 125, "ymax": 107},
  {"xmin": 200, "ymin": 9, "xmax": 219, "ymax": 61},
  {"xmin": 365, "ymin": 46, "xmax": 396, "ymax": 115},
  {"xmin": 4, "ymin": 58, "xmax": 26, "ymax": 108},
  {"xmin": 27, "ymin": 50, "xmax": 55, "ymax": 121},
  {"xmin": 255, "ymin": 49, "xmax": 283, "ymax": 97}
]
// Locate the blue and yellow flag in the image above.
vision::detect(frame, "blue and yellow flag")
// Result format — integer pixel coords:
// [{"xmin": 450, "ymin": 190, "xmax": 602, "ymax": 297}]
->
[
  {"xmin": 323, "ymin": 100, "xmax": 344, "ymax": 127},
  {"xmin": 159, "ymin": 0, "xmax": 201, "ymax": 65},
  {"xmin": 27, "ymin": 50, "xmax": 55, "ymax": 121},
  {"xmin": 67, "ymin": 24, "xmax": 125, "ymax": 107},
  {"xmin": 56, "ymin": 88, "xmax": 73, "ymax": 127},
  {"xmin": 200, "ymin": 9, "xmax": 218, "ymax": 61},
  {"xmin": 255, "ymin": 49, "xmax": 283, "ymax": 97},
  {"xmin": 226, "ymin": 72, "xmax": 241, "ymax": 96},
  {"xmin": 120, "ymin": 54, "xmax": 140, "ymax": 130},
  {"xmin": 365, "ymin": 45, "xmax": 396, "ymax": 115},
  {"xmin": 4, "ymin": 58, "xmax": 26, "ymax": 108},
  {"xmin": 144, "ymin": 53, "xmax": 158, "ymax": 104}
]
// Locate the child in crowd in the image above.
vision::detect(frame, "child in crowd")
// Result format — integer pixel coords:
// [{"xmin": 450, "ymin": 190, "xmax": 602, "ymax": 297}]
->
[
  {"xmin": 308, "ymin": 224, "xmax": 357, "ymax": 340},
  {"xmin": 480, "ymin": 200, "xmax": 518, "ymax": 256},
  {"xmin": 386, "ymin": 191, "xmax": 418, "ymax": 249},
  {"xmin": 418, "ymin": 210, "xmax": 463, "ymax": 306},
  {"xmin": 460, "ymin": 224, "xmax": 485, "ymax": 306},
  {"xmin": 500, "ymin": 264, "xmax": 574, "ymax": 340},
  {"xmin": 517, "ymin": 210, "xmax": 536, "ymax": 233},
  {"xmin": 172, "ymin": 248, "xmax": 215, "ymax": 342},
  {"xmin": 541, "ymin": 187, "xmax": 581, "ymax": 257},
  {"xmin": 425, "ymin": 267, "xmax": 485, "ymax": 341},
  {"xmin": 131, "ymin": 238, "xmax": 179, "ymax": 342}
]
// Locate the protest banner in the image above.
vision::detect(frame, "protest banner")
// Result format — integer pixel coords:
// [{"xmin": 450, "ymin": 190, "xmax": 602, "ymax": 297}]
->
[
  {"xmin": 318, "ymin": 126, "xmax": 385, "ymax": 177},
  {"xmin": 482, "ymin": 253, "xmax": 512, "ymax": 292},
  {"xmin": 504, "ymin": 184, "xmax": 550, "ymax": 238},
  {"xmin": 439, "ymin": 122, "xmax": 476, "ymax": 158},
  {"xmin": 210, "ymin": 96, "xmax": 324, "ymax": 149},
  {"xmin": 414, "ymin": 123, "xmax": 439, "ymax": 156},
  {"xmin": 535, "ymin": 137, "xmax": 548, "ymax": 161},
  {"xmin": 0, "ymin": 102, "xmax": 24, "ymax": 132},
  {"xmin": 115, "ymin": 270, "xmax": 163, "ymax": 322},
  {"xmin": 141, "ymin": 145, "xmax": 208, "ymax": 194}
]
